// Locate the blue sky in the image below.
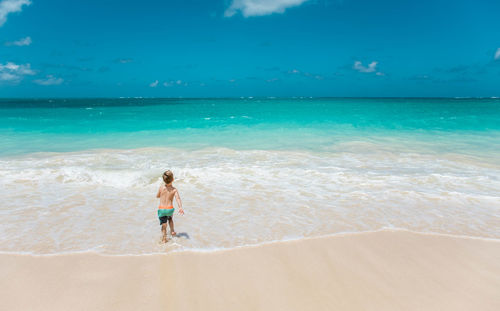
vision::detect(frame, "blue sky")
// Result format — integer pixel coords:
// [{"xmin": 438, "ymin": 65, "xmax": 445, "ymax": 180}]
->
[{"xmin": 0, "ymin": 0, "xmax": 499, "ymax": 97}]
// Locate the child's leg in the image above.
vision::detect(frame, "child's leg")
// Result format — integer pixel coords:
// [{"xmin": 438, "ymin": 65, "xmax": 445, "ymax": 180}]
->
[
  {"xmin": 161, "ymin": 223, "xmax": 168, "ymax": 242},
  {"xmin": 168, "ymin": 217, "xmax": 176, "ymax": 236}
]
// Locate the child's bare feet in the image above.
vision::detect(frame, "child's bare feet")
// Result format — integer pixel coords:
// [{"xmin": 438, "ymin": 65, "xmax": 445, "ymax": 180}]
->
[
  {"xmin": 162, "ymin": 236, "xmax": 168, "ymax": 243},
  {"xmin": 171, "ymin": 231, "xmax": 177, "ymax": 236}
]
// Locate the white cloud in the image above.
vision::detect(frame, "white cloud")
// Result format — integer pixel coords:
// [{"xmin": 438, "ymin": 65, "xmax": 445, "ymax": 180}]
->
[
  {"xmin": 225, "ymin": 0, "xmax": 309, "ymax": 17},
  {"xmin": 0, "ymin": 0, "xmax": 31, "ymax": 26},
  {"xmin": 353, "ymin": 61, "xmax": 378, "ymax": 73},
  {"xmin": 0, "ymin": 72, "xmax": 18, "ymax": 81},
  {"xmin": 149, "ymin": 80, "xmax": 159, "ymax": 87},
  {"xmin": 33, "ymin": 75, "xmax": 64, "ymax": 86},
  {"xmin": 163, "ymin": 80, "xmax": 188, "ymax": 87},
  {"xmin": 0, "ymin": 61, "xmax": 35, "ymax": 82},
  {"xmin": 5, "ymin": 35, "xmax": 31, "ymax": 46},
  {"xmin": 495, "ymin": 48, "xmax": 500, "ymax": 60}
]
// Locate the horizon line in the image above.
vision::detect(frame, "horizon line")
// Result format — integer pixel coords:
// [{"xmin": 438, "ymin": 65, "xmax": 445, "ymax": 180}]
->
[{"xmin": 1, "ymin": 96, "xmax": 499, "ymax": 100}]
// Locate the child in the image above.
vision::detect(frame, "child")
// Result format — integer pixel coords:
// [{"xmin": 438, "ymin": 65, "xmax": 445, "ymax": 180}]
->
[{"xmin": 156, "ymin": 170, "xmax": 184, "ymax": 243}]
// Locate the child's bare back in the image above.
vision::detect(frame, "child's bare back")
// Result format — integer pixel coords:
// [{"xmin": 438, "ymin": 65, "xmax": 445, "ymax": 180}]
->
[
  {"xmin": 157, "ymin": 184, "xmax": 177, "ymax": 208},
  {"xmin": 156, "ymin": 170, "xmax": 184, "ymax": 243}
]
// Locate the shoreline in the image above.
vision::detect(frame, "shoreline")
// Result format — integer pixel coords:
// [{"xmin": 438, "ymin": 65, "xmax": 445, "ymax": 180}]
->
[
  {"xmin": 2, "ymin": 230, "xmax": 499, "ymax": 311},
  {"xmin": 2, "ymin": 228, "xmax": 499, "ymax": 257}
]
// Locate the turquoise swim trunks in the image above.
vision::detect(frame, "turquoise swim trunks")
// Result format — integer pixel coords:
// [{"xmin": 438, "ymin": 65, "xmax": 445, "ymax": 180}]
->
[
  {"xmin": 158, "ymin": 208, "xmax": 175, "ymax": 225},
  {"xmin": 158, "ymin": 208, "xmax": 175, "ymax": 218}
]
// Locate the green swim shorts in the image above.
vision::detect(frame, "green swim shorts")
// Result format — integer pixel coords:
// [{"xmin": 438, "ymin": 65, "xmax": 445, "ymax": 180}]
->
[{"xmin": 158, "ymin": 208, "xmax": 175, "ymax": 218}]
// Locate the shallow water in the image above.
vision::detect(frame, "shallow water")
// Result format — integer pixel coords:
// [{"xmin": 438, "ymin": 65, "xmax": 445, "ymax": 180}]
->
[{"xmin": 0, "ymin": 98, "xmax": 499, "ymax": 254}]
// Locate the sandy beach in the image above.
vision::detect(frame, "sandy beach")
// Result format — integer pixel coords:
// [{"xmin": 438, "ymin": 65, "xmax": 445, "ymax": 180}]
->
[{"xmin": 2, "ymin": 230, "xmax": 499, "ymax": 311}]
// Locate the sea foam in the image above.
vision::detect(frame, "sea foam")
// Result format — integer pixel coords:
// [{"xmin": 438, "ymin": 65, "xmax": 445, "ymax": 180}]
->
[{"xmin": 0, "ymin": 146, "xmax": 498, "ymax": 254}]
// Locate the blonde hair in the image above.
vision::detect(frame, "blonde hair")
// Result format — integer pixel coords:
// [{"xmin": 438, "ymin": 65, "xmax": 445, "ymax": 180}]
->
[{"xmin": 162, "ymin": 170, "xmax": 174, "ymax": 184}]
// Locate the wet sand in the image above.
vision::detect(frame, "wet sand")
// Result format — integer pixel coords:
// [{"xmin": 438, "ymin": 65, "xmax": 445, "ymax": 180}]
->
[{"xmin": 1, "ymin": 230, "xmax": 499, "ymax": 311}]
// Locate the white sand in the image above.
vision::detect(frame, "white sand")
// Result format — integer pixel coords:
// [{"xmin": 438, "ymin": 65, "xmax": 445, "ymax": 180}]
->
[{"xmin": 2, "ymin": 230, "xmax": 499, "ymax": 311}]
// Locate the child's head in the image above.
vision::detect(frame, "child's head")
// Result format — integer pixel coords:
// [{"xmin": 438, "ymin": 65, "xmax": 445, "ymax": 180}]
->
[{"xmin": 162, "ymin": 170, "xmax": 174, "ymax": 185}]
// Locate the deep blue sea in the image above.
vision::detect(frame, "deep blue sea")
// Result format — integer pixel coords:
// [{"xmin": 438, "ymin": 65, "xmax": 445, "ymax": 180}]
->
[{"xmin": 1, "ymin": 98, "xmax": 499, "ymax": 254}]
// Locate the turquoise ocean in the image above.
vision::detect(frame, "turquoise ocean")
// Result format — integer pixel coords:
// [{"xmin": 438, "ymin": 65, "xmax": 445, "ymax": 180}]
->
[{"xmin": 0, "ymin": 98, "xmax": 499, "ymax": 254}]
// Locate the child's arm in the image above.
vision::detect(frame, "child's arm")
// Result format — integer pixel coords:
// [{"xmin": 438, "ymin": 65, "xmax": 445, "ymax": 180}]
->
[
  {"xmin": 156, "ymin": 186, "xmax": 162, "ymax": 198},
  {"xmin": 175, "ymin": 190, "xmax": 184, "ymax": 215}
]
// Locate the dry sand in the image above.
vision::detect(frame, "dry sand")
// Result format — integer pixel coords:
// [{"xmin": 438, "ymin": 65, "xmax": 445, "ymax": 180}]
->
[{"xmin": 1, "ymin": 230, "xmax": 499, "ymax": 311}]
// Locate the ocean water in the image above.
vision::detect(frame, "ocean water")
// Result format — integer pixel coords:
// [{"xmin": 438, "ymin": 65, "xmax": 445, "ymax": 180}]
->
[{"xmin": 0, "ymin": 98, "xmax": 499, "ymax": 254}]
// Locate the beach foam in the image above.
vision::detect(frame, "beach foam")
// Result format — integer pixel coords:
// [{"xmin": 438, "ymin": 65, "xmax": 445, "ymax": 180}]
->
[{"xmin": 1, "ymin": 146, "xmax": 499, "ymax": 254}]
